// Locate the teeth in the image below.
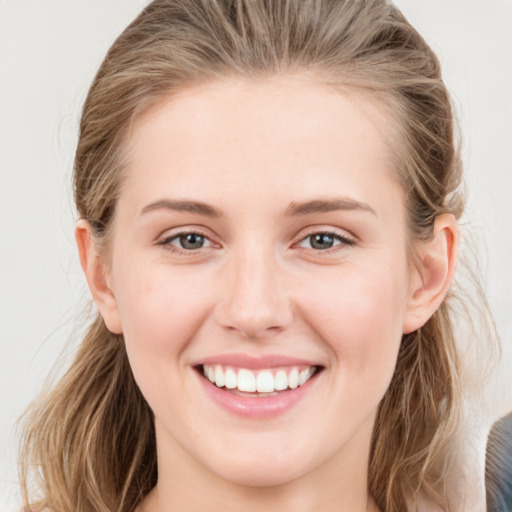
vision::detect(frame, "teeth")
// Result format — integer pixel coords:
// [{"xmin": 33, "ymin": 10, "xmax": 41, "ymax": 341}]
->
[
  {"xmin": 288, "ymin": 368, "xmax": 299, "ymax": 389},
  {"xmin": 202, "ymin": 364, "xmax": 317, "ymax": 394},
  {"xmin": 214, "ymin": 365, "xmax": 225, "ymax": 388},
  {"xmin": 224, "ymin": 368, "xmax": 237, "ymax": 389},
  {"xmin": 237, "ymin": 369, "xmax": 256, "ymax": 392},
  {"xmin": 274, "ymin": 370, "xmax": 288, "ymax": 391},
  {"xmin": 299, "ymin": 368, "xmax": 312, "ymax": 386},
  {"xmin": 256, "ymin": 371, "xmax": 274, "ymax": 392}
]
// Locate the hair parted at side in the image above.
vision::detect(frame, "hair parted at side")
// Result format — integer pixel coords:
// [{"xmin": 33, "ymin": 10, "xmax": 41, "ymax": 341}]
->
[{"xmin": 19, "ymin": 1, "xmax": 488, "ymax": 511}]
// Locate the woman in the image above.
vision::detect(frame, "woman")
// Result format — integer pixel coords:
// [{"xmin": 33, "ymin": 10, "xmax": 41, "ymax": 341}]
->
[{"xmin": 18, "ymin": 1, "xmax": 497, "ymax": 510}]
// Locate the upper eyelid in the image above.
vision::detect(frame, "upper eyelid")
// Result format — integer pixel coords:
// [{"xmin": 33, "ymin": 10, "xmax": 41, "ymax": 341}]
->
[
  {"xmin": 157, "ymin": 225, "xmax": 213, "ymax": 241},
  {"xmin": 296, "ymin": 226, "xmax": 356, "ymax": 243}
]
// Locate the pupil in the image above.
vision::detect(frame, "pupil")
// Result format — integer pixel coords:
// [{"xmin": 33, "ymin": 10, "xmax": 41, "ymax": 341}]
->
[
  {"xmin": 180, "ymin": 233, "xmax": 204, "ymax": 249},
  {"xmin": 311, "ymin": 233, "xmax": 334, "ymax": 250}
]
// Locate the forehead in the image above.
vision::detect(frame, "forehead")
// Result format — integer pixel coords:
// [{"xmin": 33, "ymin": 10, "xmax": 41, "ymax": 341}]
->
[{"xmin": 121, "ymin": 76, "xmax": 402, "ymax": 218}]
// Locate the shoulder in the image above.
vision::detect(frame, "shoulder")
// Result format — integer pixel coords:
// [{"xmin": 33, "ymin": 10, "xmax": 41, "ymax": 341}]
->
[{"xmin": 486, "ymin": 412, "xmax": 512, "ymax": 512}]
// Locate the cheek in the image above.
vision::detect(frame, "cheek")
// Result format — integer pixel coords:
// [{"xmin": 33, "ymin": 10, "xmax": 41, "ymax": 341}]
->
[
  {"xmin": 111, "ymin": 264, "xmax": 218, "ymax": 427},
  {"xmin": 299, "ymin": 263, "xmax": 408, "ymax": 393},
  {"xmin": 111, "ymin": 260, "xmax": 212, "ymax": 374}
]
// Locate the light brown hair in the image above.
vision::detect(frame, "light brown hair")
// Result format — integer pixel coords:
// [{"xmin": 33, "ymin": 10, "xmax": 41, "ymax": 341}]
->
[{"xmin": 19, "ymin": 1, "xmax": 493, "ymax": 510}]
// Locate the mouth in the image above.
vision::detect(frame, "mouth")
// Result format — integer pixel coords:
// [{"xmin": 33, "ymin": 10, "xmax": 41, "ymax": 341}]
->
[
  {"xmin": 196, "ymin": 364, "xmax": 322, "ymax": 397},
  {"xmin": 192, "ymin": 354, "xmax": 325, "ymax": 417}
]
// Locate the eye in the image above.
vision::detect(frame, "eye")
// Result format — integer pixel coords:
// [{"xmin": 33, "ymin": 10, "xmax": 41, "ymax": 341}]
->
[
  {"xmin": 158, "ymin": 231, "xmax": 214, "ymax": 253},
  {"xmin": 297, "ymin": 230, "xmax": 355, "ymax": 251}
]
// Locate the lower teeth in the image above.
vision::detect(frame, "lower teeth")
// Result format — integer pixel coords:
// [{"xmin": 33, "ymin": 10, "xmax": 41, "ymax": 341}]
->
[{"xmin": 229, "ymin": 389, "xmax": 284, "ymax": 397}]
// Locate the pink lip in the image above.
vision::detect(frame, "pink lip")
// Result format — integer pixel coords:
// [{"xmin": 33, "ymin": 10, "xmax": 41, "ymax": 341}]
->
[
  {"xmin": 194, "ymin": 364, "xmax": 322, "ymax": 419},
  {"xmin": 194, "ymin": 353, "xmax": 321, "ymax": 369}
]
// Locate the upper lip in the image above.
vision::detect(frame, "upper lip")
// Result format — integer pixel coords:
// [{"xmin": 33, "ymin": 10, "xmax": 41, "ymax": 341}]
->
[{"xmin": 193, "ymin": 353, "xmax": 323, "ymax": 370}]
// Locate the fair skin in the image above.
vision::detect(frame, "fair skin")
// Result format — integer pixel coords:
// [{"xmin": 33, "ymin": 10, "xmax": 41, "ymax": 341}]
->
[{"xmin": 76, "ymin": 77, "xmax": 458, "ymax": 512}]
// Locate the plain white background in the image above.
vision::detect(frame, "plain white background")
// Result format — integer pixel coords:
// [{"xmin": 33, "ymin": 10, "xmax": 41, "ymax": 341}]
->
[{"xmin": 1, "ymin": 1, "xmax": 511, "ymax": 508}]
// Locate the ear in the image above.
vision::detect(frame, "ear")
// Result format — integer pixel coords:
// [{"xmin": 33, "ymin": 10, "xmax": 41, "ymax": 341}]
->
[
  {"xmin": 75, "ymin": 219, "xmax": 123, "ymax": 334},
  {"xmin": 403, "ymin": 214, "xmax": 459, "ymax": 334}
]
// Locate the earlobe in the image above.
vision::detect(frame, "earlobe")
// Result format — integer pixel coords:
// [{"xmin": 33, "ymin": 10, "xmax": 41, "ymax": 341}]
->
[
  {"xmin": 75, "ymin": 219, "xmax": 123, "ymax": 334},
  {"xmin": 403, "ymin": 214, "xmax": 459, "ymax": 334}
]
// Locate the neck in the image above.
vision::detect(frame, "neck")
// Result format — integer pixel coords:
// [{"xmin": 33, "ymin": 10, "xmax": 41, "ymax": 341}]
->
[
  {"xmin": 140, "ymin": 420, "xmax": 381, "ymax": 512},
  {"xmin": 143, "ymin": 480, "xmax": 380, "ymax": 512}
]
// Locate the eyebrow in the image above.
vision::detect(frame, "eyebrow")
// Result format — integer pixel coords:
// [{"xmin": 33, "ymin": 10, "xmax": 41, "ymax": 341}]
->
[
  {"xmin": 140, "ymin": 197, "xmax": 376, "ymax": 218},
  {"xmin": 285, "ymin": 198, "xmax": 377, "ymax": 217},
  {"xmin": 141, "ymin": 199, "xmax": 223, "ymax": 218}
]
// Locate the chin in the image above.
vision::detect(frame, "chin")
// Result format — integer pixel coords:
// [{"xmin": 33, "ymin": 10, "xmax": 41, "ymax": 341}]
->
[
  {"xmin": 216, "ymin": 465, "xmax": 301, "ymax": 488},
  {"xmin": 204, "ymin": 446, "xmax": 312, "ymax": 488}
]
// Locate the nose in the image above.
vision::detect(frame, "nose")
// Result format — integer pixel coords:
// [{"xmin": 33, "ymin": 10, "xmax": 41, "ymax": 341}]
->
[{"xmin": 215, "ymin": 244, "xmax": 294, "ymax": 339}]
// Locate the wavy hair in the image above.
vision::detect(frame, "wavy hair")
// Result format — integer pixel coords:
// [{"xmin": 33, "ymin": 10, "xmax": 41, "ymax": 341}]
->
[{"xmin": 19, "ymin": 1, "xmax": 495, "ymax": 510}]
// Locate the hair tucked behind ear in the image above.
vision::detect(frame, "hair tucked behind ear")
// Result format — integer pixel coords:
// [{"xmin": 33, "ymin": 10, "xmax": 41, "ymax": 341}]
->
[{"xmin": 19, "ymin": 1, "xmax": 497, "ymax": 510}]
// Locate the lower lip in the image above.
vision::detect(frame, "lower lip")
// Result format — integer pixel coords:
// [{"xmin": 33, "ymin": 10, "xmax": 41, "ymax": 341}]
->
[{"xmin": 195, "ymin": 369, "xmax": 320, "ymax": 419}]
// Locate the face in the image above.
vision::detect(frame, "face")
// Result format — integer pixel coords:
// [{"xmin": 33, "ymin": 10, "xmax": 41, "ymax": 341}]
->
[{"xmin": 100, "ymin": 77, "xmax": 420, "ymax": 488}]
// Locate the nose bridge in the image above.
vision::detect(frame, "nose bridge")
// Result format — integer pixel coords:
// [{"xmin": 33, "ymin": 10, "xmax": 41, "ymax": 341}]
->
[{"xmin": 216, "ymin": 238, "xmax": 293, "ymax": 338}]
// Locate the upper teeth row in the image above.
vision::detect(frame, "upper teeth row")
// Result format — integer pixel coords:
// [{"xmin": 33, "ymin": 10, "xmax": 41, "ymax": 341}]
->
[{"xmin": 202, "ymin": 364, "xmax": 316, "ymax": 393}]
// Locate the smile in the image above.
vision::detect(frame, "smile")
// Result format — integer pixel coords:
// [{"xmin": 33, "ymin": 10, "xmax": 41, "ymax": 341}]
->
[
  {"xmin": 201, "ymin": 364, "xmax": 318, "ymax": 394},
  {"xmin": 194, "ymin": 358, "xmax": 323, "ymax": 418}
]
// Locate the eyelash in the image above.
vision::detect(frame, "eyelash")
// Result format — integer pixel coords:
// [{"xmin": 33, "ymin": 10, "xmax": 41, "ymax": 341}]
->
[
  {"xmin": 157, "ymin": 230, "xmax": 214, "ymax": 254},
  {"xmin": 157, "ymin": 228, "xmax": 356, "ymax": 256},
  {"xmin": 297, "ymin": 230, "xmax": 356, "ymax": 252}
]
